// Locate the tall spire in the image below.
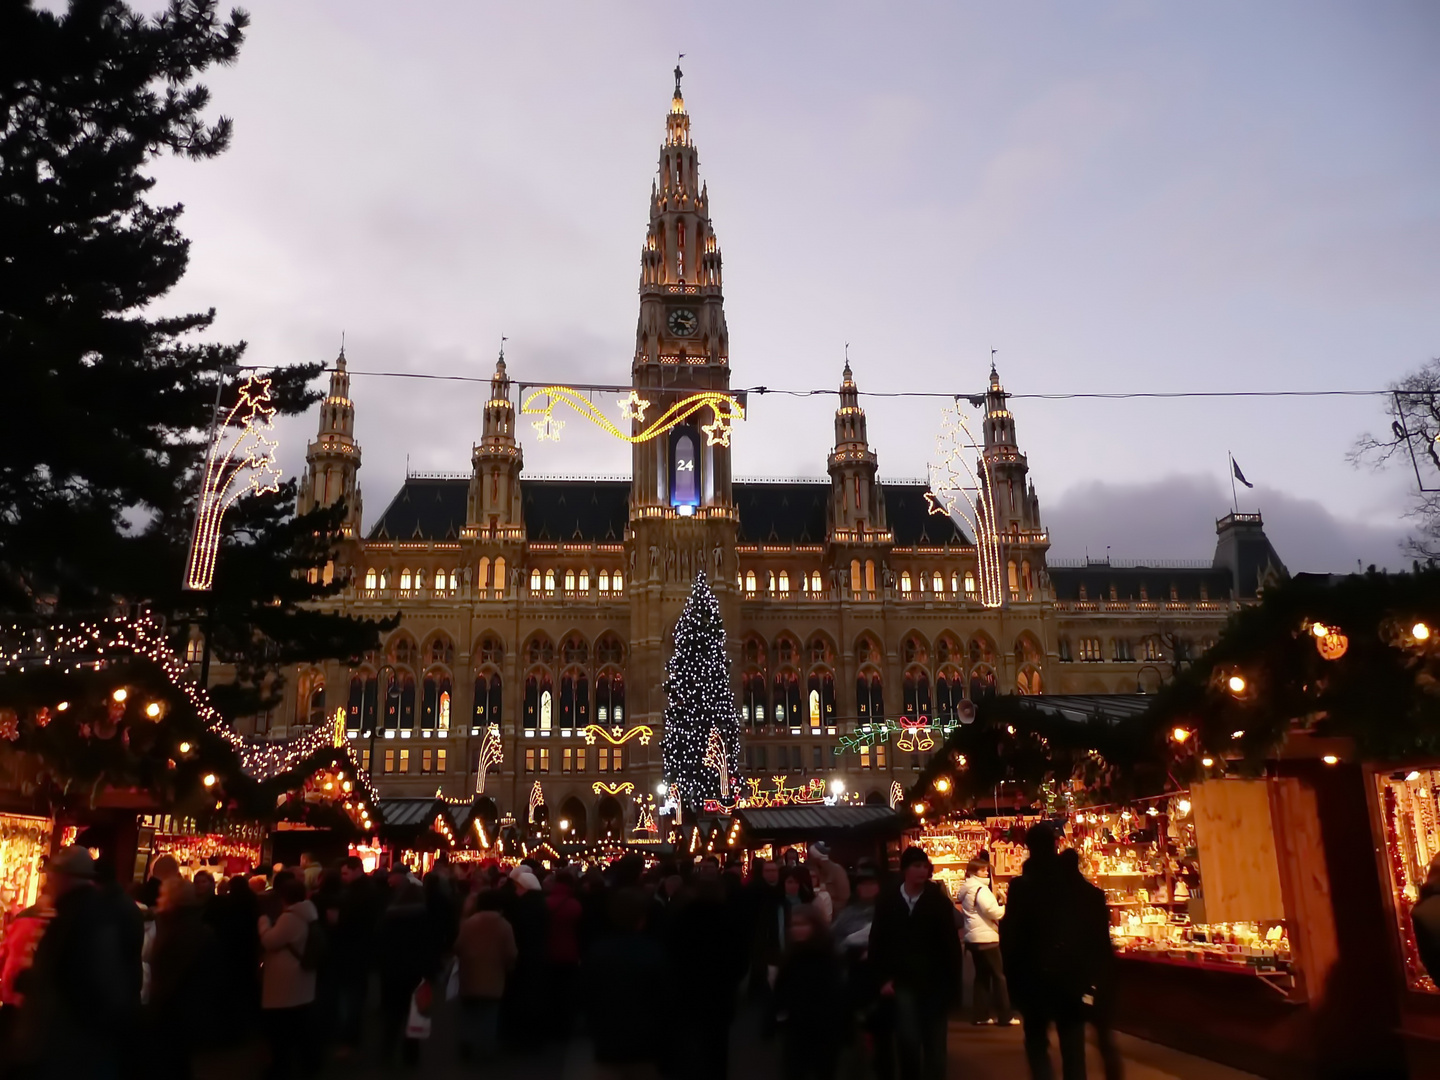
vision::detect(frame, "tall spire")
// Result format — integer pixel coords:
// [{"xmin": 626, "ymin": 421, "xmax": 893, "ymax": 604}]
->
[
  {"xmin": 828, "ymin": 356, "xmax": 886, "ymax": 542},
  {"xmin": 298, "ymin": 346, "xmax": 362, "ymax": 534},
  {"xmin": 467, "ymin": 343, "xmax": 524, "ymax": 540}
]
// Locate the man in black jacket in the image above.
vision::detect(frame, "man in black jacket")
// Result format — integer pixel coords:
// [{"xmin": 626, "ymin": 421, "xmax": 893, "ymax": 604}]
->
[
  {"xmin": 868, "ymin": 846, "xmax": 961, "ymax": 1080},
  {"xmin": 999, "ymin": 823, "xmax": 1112, "ymax": 1080}
]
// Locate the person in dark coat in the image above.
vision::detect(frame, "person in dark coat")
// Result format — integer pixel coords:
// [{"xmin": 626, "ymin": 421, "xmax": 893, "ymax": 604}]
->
[
  {"xmin": 375, "ymin": 879, "xmax": 437, "ymax": 1067},
  {"xmin": 1000, "ymin": 824, "xmax": 1112, "ymax": 1080},
  {"xmin": 664, "ymin": 868, "xmax": 744, "ymax": 1080},
  {"xmin": 1413, "ymin": 853, "xmax": 1440, "ymax": 982},
  {"xmin": 773, "ymin": 904, "xmax": 847, "ymax": 1080},
  {"xmin": 584, "ymin": 888, "xmax": 667, "ymax": 1074},
  {"xmin": 206, "ymin": 874, "xmax": 261, "ymax": 1036},
  {"xmin": 15, "ymin": 846, "xmax": 137, "ymax": 1079},
  {"xmin": 867, "ymin": 846, "xmax": 961, "ymax": 1080},
  {"xmin": 500, "ymin": 866, "xmax": 549, "ymax": 1050},
  {"xmin": 147, "ymin": 878, "xmax": 215, "ymax": 1080},
  {"xmin": 328, "ymin": 857, "xmax": 376, "ymax": 1056}
]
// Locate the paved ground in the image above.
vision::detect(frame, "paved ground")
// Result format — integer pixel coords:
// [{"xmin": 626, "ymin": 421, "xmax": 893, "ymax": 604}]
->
[{"xmin": 197, "ymin": 1001, "xmax": 1261, "ymax": 1079}]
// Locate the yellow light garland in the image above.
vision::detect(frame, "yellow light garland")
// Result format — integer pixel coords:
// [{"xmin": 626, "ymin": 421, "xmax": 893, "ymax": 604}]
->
[
  {"xmin": 582, "ymin": 724, "xmax": 654, "ymax": 746},
  {"xmin": 521, "ymin": 386, "xmax": 744, "ymax": 447}
]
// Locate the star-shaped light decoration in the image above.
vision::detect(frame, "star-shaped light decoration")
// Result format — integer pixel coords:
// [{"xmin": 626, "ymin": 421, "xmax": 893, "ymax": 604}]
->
[
  {"xmin": 583, "ymin": 728, "xmax": 598, "ymax": 745},
  {"xmin": 638, "ymin": 729, "xmax": 652, "ymax": 745},
  {"xmin": 532, "ymin": 415, "xmax": 565, "ymax": 442},
  {"xmin": 924, "ymin": 489, "xmax": 949, "ymax": 517},
  {"xmin": 617, "ymin": 390, "xmax": 651, "ymax": 423},
  {"xmin": 702, "ymin": 414, "xmax": 732, "ymax": 447}
]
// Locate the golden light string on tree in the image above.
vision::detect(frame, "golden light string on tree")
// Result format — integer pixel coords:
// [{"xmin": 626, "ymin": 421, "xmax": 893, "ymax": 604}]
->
[{"xmin": 520, "ymin": 385, "xmax": 745, "ymax": 446}]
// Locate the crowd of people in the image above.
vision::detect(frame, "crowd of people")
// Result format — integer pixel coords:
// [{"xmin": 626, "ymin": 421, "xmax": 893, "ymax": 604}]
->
[{"xmin": 0, "ymin": 822, "xmax": 1120, "ymax": 1080}]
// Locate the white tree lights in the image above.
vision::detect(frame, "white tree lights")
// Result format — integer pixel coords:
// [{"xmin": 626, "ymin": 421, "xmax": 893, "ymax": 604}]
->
[
  {"xmin": 661, "ymin": 572, "xmax": 742, "ymax": 809},
  {"xmin": 928, "ymin": 402, "xmax": 1004, "ymax": 608},
  {"xmin": 183, "ymin": 374, "xmax": 283, "ymax": 591}
]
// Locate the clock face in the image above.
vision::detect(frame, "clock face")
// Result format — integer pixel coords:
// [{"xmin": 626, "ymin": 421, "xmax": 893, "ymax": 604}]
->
[{"xmin": 667, "ymin": 308, "xmax": 699, "ymax": 337}]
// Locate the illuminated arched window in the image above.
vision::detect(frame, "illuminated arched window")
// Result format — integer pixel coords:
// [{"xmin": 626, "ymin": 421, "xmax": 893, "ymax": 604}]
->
[
  {"xmin": 493, "ymin": 556, "xmax": 506, "ymax": 596},
  {"xmin": 599, "ymin": 570, "xmax": 611, "ymax": 592},
  {"xmin": 964, "ymin": 571, "xmax": 976, "ymax": 595},
  {"xmin": 477, "ymin": 557, "xmax": 490, "ymax": 591},
  {"xmin": 745, "ymin": 570, "xmax": 757, "ymax": 594},
  {"xmin": 434, "ymin": 568, "xmax": 446, "ymax": 593},
  {"xmin": 778, "ymin": 571, "xmax": 790, "ymax": 596},
  {"xmin": 400, "ymin": 568, "xmax": 412, "ymax": 591},
  {"xmin": 865, "ymin": 560, "xmax": 876, "ymax": 593},
  {"xmin": 530, "ymin": 569, "xmax": 542, "ymax": 593},
  {"xmin": 364, "ymin": 568, "xmax": 377, "ymax": 590},
  {"xmin": 850, "ymin": 559, "xmax": 862, "ymax": 594},
  {"xmin": 564, "ymin": 569, "xmax": 576, "ymax": 592},
  {"xmin": 900, "ymin": 571, "xmax": 913, "ymax": 595},
  {"xmin": 612, "ymin": 570, "xmax": 623, "ymax": 593},
  {"xmin": 932, "ymin": 571, "xmax": 944, "ymax": 596},
  {"xmin": 544, "ymin": 569, "xmax": 556, "ymax": 592},
  {"xmin": 578, "ymin": 569, "xmax": 589, "ymax": 592}
]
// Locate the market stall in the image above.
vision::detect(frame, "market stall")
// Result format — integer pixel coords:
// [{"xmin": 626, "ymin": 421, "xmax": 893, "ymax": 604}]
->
[
  {"xmin": 136, "ymin": 813, "xmax": 264, "ymax": 880},
  {"xmin": 0, "ymin": 812, "xmax": 53, "ymax": 933},
  {"xmin": 732, "ymin": 805, "xmax": 909, "ymax": 868}
]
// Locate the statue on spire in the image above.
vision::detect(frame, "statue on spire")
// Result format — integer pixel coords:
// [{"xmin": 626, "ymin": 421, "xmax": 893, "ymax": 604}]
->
[{"xmin": 674, "ymin": 54, "xmax": 684, "ymax": 97}]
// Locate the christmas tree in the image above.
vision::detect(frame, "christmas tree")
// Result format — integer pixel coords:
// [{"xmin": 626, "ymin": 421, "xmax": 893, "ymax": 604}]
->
[{"xmin": 661, "ymin": 572, "xmax": 741, "ymax": 810}]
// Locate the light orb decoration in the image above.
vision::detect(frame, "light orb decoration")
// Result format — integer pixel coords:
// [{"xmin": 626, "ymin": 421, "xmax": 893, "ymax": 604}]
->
[
  {"xmin": 1227, "ymin": 674, "xmax": 1247, "ymax": 695},
  {"xmin": 1315, "ymin": 629, "xmax": 1348, "ymax": 661},
  {"xmin": 1413, "ymin": 622, "xmax": 1431, "ymax": 642}
]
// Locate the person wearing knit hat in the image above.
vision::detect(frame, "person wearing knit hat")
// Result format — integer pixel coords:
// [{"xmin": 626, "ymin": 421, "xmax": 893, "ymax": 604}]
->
[{"xmin": 509, "ymin": 866, "xmax": 542, "ymax": 893}]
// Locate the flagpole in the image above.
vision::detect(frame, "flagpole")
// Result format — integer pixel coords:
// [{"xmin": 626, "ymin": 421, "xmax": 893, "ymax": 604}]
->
[{"xmin": 1228, "ymin": 452, "xmax": 1238, "ymax": 514}]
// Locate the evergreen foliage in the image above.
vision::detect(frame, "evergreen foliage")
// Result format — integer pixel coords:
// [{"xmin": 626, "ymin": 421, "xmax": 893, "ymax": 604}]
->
[
  {"xmin": 0, "ymin": 2, "xmax": 390, "ymax": 729},
  {"xmin": 661, "ymin": 572, "xmax": 741, "ymax": 809}
]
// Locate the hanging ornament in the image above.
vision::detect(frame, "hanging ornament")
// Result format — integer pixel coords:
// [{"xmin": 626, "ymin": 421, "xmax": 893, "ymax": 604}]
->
[
  {"xmin": 1316, "ymin": 629, "xmax": 1349, "ymax": 661},
  {"xmin": 34, "ymin": 707, "xmax": 50, "ymax": 728},
  {"xmin": 0, "ymin": 710, "xmax": 17, "ymax": 742}
]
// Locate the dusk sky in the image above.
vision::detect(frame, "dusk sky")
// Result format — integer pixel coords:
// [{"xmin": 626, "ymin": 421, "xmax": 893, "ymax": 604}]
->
[{"xmin": 135, "ymin": 1, "xmax": 1440, "ymax": 571}]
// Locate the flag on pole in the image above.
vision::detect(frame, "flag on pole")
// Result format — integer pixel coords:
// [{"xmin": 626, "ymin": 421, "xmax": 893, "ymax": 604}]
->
[{"xmin": 1232, "ymin": 458, "xmax": 1254, "ymax": 489}]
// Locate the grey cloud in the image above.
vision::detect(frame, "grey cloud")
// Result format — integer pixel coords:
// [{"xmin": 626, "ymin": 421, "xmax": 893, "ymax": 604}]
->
[{"xmin": 1044, "ymin": 474, "xmax": 1413, "ymax": 574}]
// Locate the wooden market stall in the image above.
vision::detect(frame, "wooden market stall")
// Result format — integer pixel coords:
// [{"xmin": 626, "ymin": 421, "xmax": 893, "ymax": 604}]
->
[{"xmin": 732, "ymin": 805, "xmax": 910, "ymax": 869}]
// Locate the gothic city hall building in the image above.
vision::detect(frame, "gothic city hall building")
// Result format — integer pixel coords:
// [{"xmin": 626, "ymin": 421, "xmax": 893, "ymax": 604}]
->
[{"xmin": 278, "ymin": 76, "xmax": 1286, "ymax": 841}]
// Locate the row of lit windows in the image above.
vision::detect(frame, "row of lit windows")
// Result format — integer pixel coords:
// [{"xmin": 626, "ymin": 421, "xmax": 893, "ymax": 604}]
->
[
  {"xmin": 366, "ymin": 747, "xmax": 447, "ymax": 774},
  {"xmin": 741, "ymin": 742, "xmax": 929, "ymax": 772},
  {"xmin": 523, "ymin": 746, "xmax": 624, "ymax": 773},
  {"xmin": 739, "ymin": 669, "xmax": 991, "ymax": 728},
  {"xmin": 528, "ymin": 569, "xmax": 625, "ymax": 594},
  {"xmin": 737, "ymin": 566, "xmax": 983, "ymax": 599}
]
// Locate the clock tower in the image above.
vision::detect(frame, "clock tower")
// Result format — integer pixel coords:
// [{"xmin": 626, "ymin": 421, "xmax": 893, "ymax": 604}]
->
[{"xmin": 628, "ymin": 66, "xmax": 741, "ymax": 766}]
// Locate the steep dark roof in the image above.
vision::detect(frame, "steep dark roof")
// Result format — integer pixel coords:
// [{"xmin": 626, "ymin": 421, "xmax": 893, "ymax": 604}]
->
[
  {"xmin": 522, "ymin": 480, "xmax": 629, "ymax": 543},
  {"xmin": 367, "ymin": 477, "xmax": 969, "ymax": 546},
  {"xmin": 367, "ymin": 478, "xmax": 630, "ymax": 544},
  {"xmin": 735, "ymin": 482, "xmax": 828, "ymax": 544},
  {"xmin": 885, "ymin": 483, "xmax": 970, "ymax": 546},
  {"xmin": 369, "ymin": 479, "xmax": 468, "ymax": 541},
  {"xmin": 1213, "ymin": 513, "xmax": 1288, "ymax": 599},
  {"xmin": 1048, "ymin": 564, "xmax": 1233, "ymax": 602}
]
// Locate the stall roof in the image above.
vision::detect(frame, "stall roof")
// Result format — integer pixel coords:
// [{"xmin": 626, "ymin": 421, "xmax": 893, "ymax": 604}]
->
[
  {"xmin": 735, "ymin": 805, "xmax": 904, "ymax": 841},
  {"xmin": 376, "ymin": 797, "xmax": 445, "ymax": 829}
]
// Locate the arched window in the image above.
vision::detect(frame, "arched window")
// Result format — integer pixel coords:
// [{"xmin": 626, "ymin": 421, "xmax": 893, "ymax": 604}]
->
[
  {"xmin": 772, "ymin": 671, "xmax": 801, "ymax": 728},
  {"xmin": 477, "ymin": 557, "xmax": 490, "ymax": 592},
  {"xmin": 933, "ymin": 571, "xmax": 944, "ymax": 596},
  {"xmin": 612, "ymin": 570, "xmax": 622, "ymax": 593},
  {"xmin": 527, "ymin": 634, "xmax": 555, "ymax": 667},
  {"xmin": 559, "ymin": 669, "xmax": 589, "ymax": 730},
  {"xmin": 935, "ymin": 670, "xmax": 962, "ymax": 723},
  {"xmin": 579, "ymin": 570, "xmax": 590, "ymax": 593},
  {"xmin": 379, "ymin": 569, "xmax": 389, "ymax": 590},
  {"xmin": 428, "ymin": 635, "xmax": 455, "ymax": 667},
  {"xmin": 598, "ymin": 569, "xmax": 611, "ymax": 592},
  {"xmin": 865, "ymin": 560, "xmax": 876, "ymax": 593},
  {"xmin": 742, "ymin": 673, "xmax": 767, "ymax": 727},
  {"xmin": 562, "ymin": 634, "xmax": 588, "ymax": 666},
  {"xmin": 1017, "ymin": 668, "xmax": 1042, "ymax": 695},
  {"xmin": 386, "ymin": 671, "xmax": 416, "ymax": 730},
  {"xmin": 596, "ymin": 672, "xmax": 625, "ymax": 724},
  {"xmin": 850, "ymin": 559, "xmax": 862, "ymax": 594},
  {"xmin": 421, "ymin": 671, "xmax": 453, "ymax": 730},
  {"xmin": 530, "ymin": 569, "xmax": 542, "ymax": 593},
  {"xmin": 745, "ymin": 570, "xmax": 757, "ymax": 594},
  {"xmin": 1022, "ymin": 560, "xmax": 1034, "ymax": 598},
  {"xmin": 399, "ymin": 568, "xmax": 413, "ymax": 592},
  {"xmin": 968, "ymin": 665, "xmax": 996, "ymax": 702},
  {"xmin": 809, "ymin": 635, "xmax": 835, "ymax": 667},
  {"xmin": 596, "ymin": 634, "xmax": 624, "ymax": 666},
  {"xmin": 806, "ymin": 671, "xmax": 835, "ymax": 732},
  {"xmin": 493, "ymin": 556, "xmax": 506, "ymax": 596},
  {"xmin": 473, "ymin": 672, "xmax": 502, "ymax": 733},
  {"xmin": 903, "ymin": 669, "xmax": 931, "ymax": 719},
  {"xmin": 524, "ymin": 673, "xmax": 554, "ymax": 731},
  {"xmin": 855, "ymin": 673, "xmax": 884, "ymax": 723},
  {"xmin": 347, "ymin": 670, "xmax": 378, "ymax": 733},
  {"xmin": 902, "ymin": 635, "xmax": 929, "ymax": 666},
  {"xmin": 388, "ymin": 634, "xmax": 415, "ymax": 667},
  {"xmin": 964, "ymin": 571, "xmax": 976, "ymax": 595},
  {"xmin": 295, "ymin": 668, "xmax": 326, "ymax": 727},
  {"xmin": 365, "ymin": 568, "xmax": 377, "ymax": 590},
  {"xmin": 950, "ymin": 571, "xmax": 960, "ymax": 595},
  {"xmin": 434, "ymin": 569, "xmax": 446, "ymax": 593},
  {"xmin": 767, "ymin": 571, "xmax": 776, "ymax": 595},
  {"xmin": 900, "ymin": 571, "xmax": 913, "ymax": 595},
  {"xmin": 778, "ymin": 571, "xmax": 790, "ymax": 596},
  {"xmin": 564, "ymin": 569, "xmax": 576, "ymax": 592},
  {"xmin": 544, "ymin": 569, "xmax": 556, "ymax": 592},
  {"xmin": 1008, "ymin": 560, "xmax": 1019, "ymax": 597}
]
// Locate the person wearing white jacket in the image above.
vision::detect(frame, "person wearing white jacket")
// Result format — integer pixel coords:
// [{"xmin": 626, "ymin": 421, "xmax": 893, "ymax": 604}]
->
[{"xmin": 956, "ymin": 857, "xmax": 1017, "ymax": 1025}]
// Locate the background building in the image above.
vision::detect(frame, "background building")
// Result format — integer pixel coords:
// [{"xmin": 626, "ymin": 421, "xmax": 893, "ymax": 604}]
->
[{"xmin": 257, "ymin": 75, "xmax": 1287, "ymax": 840}]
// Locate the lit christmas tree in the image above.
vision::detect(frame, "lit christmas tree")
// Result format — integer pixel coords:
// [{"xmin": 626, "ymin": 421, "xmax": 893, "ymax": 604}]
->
[{"xmin": 661, "ymin": 572, "xmax": 741, "ymax": 810}]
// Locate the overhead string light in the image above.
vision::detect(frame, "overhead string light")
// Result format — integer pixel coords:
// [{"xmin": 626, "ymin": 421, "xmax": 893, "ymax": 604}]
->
[
  {"xmin": 0, "ymin": 612, "xmax": 376, "ymax": 805},
  {"xmin": 928, "ymin": 402, "xmax": 1004, "ymax": 608}
]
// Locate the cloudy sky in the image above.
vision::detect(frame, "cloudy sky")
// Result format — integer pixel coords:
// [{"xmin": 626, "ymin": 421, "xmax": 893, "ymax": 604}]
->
[{"xmin": 136, "ymin": 0, "xmax": 1438, "ymax": 571}]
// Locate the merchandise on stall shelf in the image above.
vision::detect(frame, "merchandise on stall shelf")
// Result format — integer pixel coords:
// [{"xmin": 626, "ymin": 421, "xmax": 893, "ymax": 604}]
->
[
  {"xmin": 140, "ymin": 814, "xmax": 265, "ymax": 880},
  {"xmin": 1110, "ymin": 913, "xmax": 1292, "ymax": 976},
  {"xmin": 0, "ymin": 814, "xmax": 53, "ymax": 935},
  {"xmin": 918, "ymin": 816, "xmax": 1044, "ymax": 900},
  {"xmin": 1376, "ymin": 767, "xmax": 1440, "ymax": 993}
]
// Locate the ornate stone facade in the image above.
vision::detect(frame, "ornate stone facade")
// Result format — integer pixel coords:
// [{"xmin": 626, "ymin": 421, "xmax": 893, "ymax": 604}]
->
[{"xmin": 266, "ymin": 76, "xmax": 1286, "ymax": 840}]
